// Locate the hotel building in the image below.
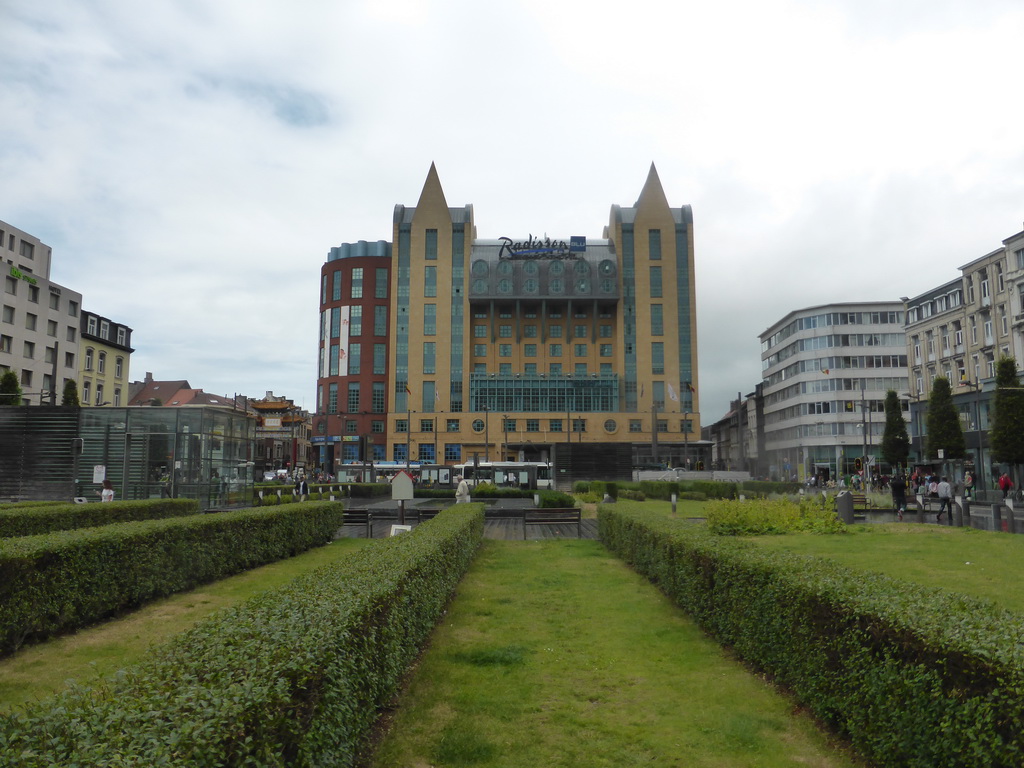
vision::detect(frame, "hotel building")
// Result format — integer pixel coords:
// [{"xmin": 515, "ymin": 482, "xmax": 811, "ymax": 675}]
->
[{"xmin": 315, "ymin": 165, "xmax": 705, "ymax": 480}]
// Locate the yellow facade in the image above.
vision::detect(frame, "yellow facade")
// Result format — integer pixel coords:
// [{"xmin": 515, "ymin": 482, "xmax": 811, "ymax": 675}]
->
[{"xmin": 382, "ymin": 164, "xmax": 700, "ymax": 467}]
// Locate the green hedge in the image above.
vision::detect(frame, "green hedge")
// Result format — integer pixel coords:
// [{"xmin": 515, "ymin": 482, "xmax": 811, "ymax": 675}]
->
[
  {"xmin": 0, "ymin": 499, "xmax": 199, "ymax": 538},
  {"xmin": 0, "ymin": 506, "xmax": 484, "ymax": 767},
  {"xmin": 598, "ymin": 506, "xmax": 1024, "ymax": 767},
  {"xmin": 0, "ymin": 502, "xmax": 345, "ymax": 655}
]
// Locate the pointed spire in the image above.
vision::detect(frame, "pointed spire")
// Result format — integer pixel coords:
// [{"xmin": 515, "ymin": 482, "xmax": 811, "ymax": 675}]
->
[
  {"xmin": 635, "ymin": 162, "xmax": 669, "ymax": 210},
  {"xmin": 415, "ymin": 162, "xmax": 449, "ymax": 212}
]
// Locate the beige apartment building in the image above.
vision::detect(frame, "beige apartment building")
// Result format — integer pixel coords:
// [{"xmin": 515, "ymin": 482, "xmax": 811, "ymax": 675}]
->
[{"xmin": 0, "ymin": 219, "xmax": 82, "ymax": 405}]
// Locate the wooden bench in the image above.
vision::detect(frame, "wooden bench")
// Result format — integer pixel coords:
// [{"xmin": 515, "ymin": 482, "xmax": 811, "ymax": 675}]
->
[
  {"xmin": 344, "ymin": 509, "xmax": 373, "ymax": 538},
  {"xmin": 849, "ymin": 493, "xmax": 869, "ymax": 511},
  {"xmin": 522, "ymin": 508, "xmax": 581, "ymax": 539}
]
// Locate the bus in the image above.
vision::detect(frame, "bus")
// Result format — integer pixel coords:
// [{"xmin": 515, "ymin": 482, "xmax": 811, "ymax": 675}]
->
[{"xmin": 453, "ymin": 461, "xmax": 553, "ymax": 490}]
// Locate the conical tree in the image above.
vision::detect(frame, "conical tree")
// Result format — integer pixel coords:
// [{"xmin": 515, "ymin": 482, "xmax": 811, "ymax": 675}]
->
[
  {"xmin": 989, "ymin": 356, "xmax": 1024, "ymax": 483},
  {"xmin": 880, "ymin": 389, "xmax": 910, "ymax": 471},
  {"xmin": 62, "ymin": 378, "xmax": 81, "ymax": 407},
  {"xmin": 925, "ymin": 376, "xmax": 965, "ymax": 462},
  {"xmin": 0, "ymin": 370, "xmax": 23, "ymax": 405}
]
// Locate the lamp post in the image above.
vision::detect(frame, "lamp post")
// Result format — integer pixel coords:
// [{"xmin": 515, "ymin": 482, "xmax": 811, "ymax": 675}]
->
[
  {"xmin": 502, "ymin": 414, "xmax": 508, "ymax": 461},
  {"xmin": 483, "ymin": 405, "xmax": 490, "ymax": 462}
]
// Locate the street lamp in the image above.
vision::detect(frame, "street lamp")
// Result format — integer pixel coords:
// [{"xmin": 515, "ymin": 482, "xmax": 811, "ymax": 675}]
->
[{"xmin": 502, "ymin": 414, "xmax": 508, "ymax": 461}]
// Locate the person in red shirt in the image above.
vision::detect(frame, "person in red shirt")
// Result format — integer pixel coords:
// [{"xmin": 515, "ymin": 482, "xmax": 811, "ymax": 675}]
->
[{"xmin": 999, "ymin": 472, "xmax": 1014, "ymax": 499}]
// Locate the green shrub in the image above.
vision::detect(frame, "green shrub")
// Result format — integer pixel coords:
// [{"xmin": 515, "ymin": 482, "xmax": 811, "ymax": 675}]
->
[
  {"xmin": 536, "ymin": 489, "xmax": 576, "ymax": 508},
  {"xmin": 704, "ymin": 497, "xmax": 846, "ymax": 536},
  {"xmin": 0, "ymin": 499, "xmax": 199, "ymax": 538},
  {"xmin": 619, "ymin": 488, "xmax": 646, "ymax": 501},
  {"xmin": 0, "ymin": 507, "xmax": 484, "ymax": 766},
  {"xmin": 0, "ymin": 503, "xmax": 345, "ymax": 655},
  {"xmin": 598, "ymin": 505, "xmax": 1024, "ymax": 767}
]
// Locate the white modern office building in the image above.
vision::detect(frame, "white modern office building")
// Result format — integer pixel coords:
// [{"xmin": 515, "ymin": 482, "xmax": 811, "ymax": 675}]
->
[{"xmin": 760, "ymin": 302, "xmax": 908, "ymax": 483}]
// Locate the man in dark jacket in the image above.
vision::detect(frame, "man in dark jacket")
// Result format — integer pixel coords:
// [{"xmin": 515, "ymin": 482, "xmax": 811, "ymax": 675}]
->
[{"xmin": 891, "ymin": 475, "xmax": 908, "ymax": 522}]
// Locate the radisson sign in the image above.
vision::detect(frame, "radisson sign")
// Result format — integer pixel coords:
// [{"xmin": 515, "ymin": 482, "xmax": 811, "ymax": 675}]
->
[{"xmin": 498, "ymin": 235, "xmax": 586, "ymax": 260}]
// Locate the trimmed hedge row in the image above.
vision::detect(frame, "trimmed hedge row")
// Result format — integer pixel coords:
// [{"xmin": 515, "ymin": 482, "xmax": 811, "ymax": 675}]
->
[
  {"xmin": 0, "ymin": 502, "xmax": 345, "ymax": 655},
  {"xmin": 0, "ymin": 505, "xmax": 485, "ymax": 767},
  {"xmin": 598, "ymin": 506, "xmax": 1024, "ymax": 768},
  {"xmin": 0, "ymin": 499, "xmax": 200, "ymax": 538}
]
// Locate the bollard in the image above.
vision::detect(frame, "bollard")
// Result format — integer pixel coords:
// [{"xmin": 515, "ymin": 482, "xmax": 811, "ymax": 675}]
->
[
  {"xmin": 1007, "ymin": 501, "xmax": 1017, "ymax": 534},
  {"xmin": 835, "ymin": 491, "xmax": 854, "ymax": 525},
  {"xmin": 962, "ymin": 499, "xmax": 971, "ymax": 528},
  {"xmin": 992, "ymin": 503, "xmax": 1003, "ymax": 533},
  {"xmin": 915, "ymin": 495, "xmax": 925, "ymax": 524},
  {"xmin": 671, "ymin": 493, "xmax": 677, "ymax": 516},
  {"xmin": 953, "ymin": 497, "xmax": 963, "ymax": 527}
]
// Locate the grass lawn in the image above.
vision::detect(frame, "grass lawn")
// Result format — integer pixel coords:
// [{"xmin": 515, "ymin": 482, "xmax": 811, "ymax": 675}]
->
[
  {"xmin": 749, "ymin": 523, "xmax": 1024, "ymax": 614},
  {"xmin": 368, "ymin": 539, "xmax": 857, "ymax": 768},
  {"xmin": 0, "ymin": 537, "xmax": 370, "ymax": 711}
]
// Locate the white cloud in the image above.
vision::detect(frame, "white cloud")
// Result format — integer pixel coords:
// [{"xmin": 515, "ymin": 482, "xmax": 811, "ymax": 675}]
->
[{"xmin": 2, "ymin": 0, "xmax": 1024, "ymax": 425}]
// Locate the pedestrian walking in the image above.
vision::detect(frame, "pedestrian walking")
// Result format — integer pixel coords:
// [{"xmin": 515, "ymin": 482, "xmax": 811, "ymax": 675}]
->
[
  {"xmin": 891, "ymin": 474, "xmax": 907, "ymax": 522},
  {"xmin": 936, "ymin": 476, "xmax": 952, "ymax": 522}
]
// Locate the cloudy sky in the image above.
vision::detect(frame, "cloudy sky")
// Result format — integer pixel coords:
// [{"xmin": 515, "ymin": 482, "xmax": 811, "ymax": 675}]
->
[{"xmin": 3, "ymin": 0, "xmax": 1023, "ymax": 425}]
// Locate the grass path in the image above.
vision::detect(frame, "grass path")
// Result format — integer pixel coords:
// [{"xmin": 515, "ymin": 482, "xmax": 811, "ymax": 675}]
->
[
  {"xmin": 0, "ymin": 538, "xmax": 369, "ymax": 711},
  {"xmin": 369, "ymin": 539, "xmax": 858, "ymax": 768}
]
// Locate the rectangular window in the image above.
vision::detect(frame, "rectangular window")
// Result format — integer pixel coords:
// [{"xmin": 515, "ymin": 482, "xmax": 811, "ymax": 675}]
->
[
  {"xmin": 499, "ymin": 325, "xmax": 513, "ymax": 338},
  {"xmin": 474, "ymin": 325, "xmax": 488, "ymax": 338},
  {"xmin": 349, "ymin": 343, "xmax": 361, "ymax": 374},
  {"xmin": 650, "ymin": 266, "xmax": 662, "ymax": 298},
  {"xmin": 28, "ymin": 285, "xmax": 39, "ymax": 303},
  {"xmin": 629, "ymin": 420, "xmax": 643, "ymax": 433},
  {"xmin": 115, "ymin": 357, "xmax": 123, "ymax": 378},
  {"xmin": 425, "ymin": 229, "xmax": 438, "ymax": 260},
  {"xmin": 648, "ymin": 229, "xmax": 661, "ymax": 260},
  {"xmin": 499, "ymin": 344, "xmax": 512, "ymax": 357},
  {"xmin": 0, "ymin": 335, "xmax": 10, "ymax": 353},
  {"xmin": 549, "ymin": 363, "xmax": 562, "ymax": 376},
  {"xmin": 49, "ymin": 293, "xmax": 60, "ymax": 310},
  {"xmin": 524, "ymin": 344, "xmax": 537, "ymax": 357},
  {"xmin": 4, "ymin": 276, "xmax": 16, "ymax": 295},
  {"xmin": 66, "ymin": 326, "xmax": 76, "ymax": 342},
  {"xmin": 549, "ymin": 344, "xmax": 562, "ymax": 357},
  {"xmin": 424, "ymin": 304, "xmax": 436, "ymax": 335},
  {"xmin": 374, "ymin": 343, "xmax": 386, "ymax": 375},
  {"xmin": 46, "ymin": 319, "xmax": 57, "ymax": 337},
  {"xmin": 650, "ymin": 305, "xmax": 663, "ymax": 335},
  {"xmin": 573, "ymin": 325, "xmax": 587, "ymax": 338},
  {"xmin": 328, "ymin": 383, "xmax": 338, "ymax": 413},
  {"xmin": 347, "ymin": 383, "xmax": 360, "ymax": 413},
  {"xmin": 25, "ymin": 313, "xmax": 36, "ymax": 331},
  {"xmin": 329, "ymin": 344, "xmax": 339, "ymax": 376},
  {"xmin": 444, "ymin": 443, "xmax": 461, "ymax": 462},
  {"xmin": 374, "ymin": 305, "xmax": 387, "ymax": 336},
  {"xmin": 350, "ymin": 268, "xmax": 363, "ymax": 299},
  {"xmin": 332, "ymin": 270, "xmax": 343, "ymax": 301},
  {"xmin": 97, "ymin": 352, "xmax": 106, "ymax": 373},
  {"xmin": 372, "ymin": 382, "xmax": 385, "ymax": 413},
  {"xmin": 65, "ymin": 351, "xmax": 74, "ymax": 368},
  {"xmin": 423, "ymin": 342, "xmax": 436, "ymax": 374},
  {"xmin": 99, "ymin": 320, "xmax": 109, "ymax": 339},
  {"xmin": 116, "ymin": 327, "xmax": 126, "ymax": 346},
  {"xmin": 424, "ymin": 265, "xmax": 437, "ymax": 297},
  {"xmin": 330, "ymin": 307, "xmax": 340, "ymax": 337},
  {"xmin": 523, "ymin": 325, "xmax": 537, "ymax": 338},
  {"xmin": 548, "ymin": 325, "xmax": 563, "ymax": 338},
  {"xmin": 600, "ymin": 344, "xmax": 612, "ymax": 357},
  {"xmin": 447, "ymin": 419, "xmax": 460, "ymax": 432},
  {"xmin": 550, "ymin": 419, "xmax": 563, "ymax": 433},
  {"xmin": 375, "ymin": 268, "xmax": 388, "ymax": 298},
  {"xmin": 473, "ymin": 344, "xmax": 488, "ymax": 356},
  {"xmin": 87, "ymin": 315, "xmax": 97, "ymax": 335},
  {"xmin": 1, "ymin": 305, "xmax": 12, "ymax": 323},
  {"xmin": 68, "ymin": 300, "xmax": 78, "ymax": 317},
  {"xmin": 23, "ymin": 341, "xmax": 34, "ymax": 358},
  {"xmin": 652, "ymin": 342, "xmax": 665, "ymax": 375},
  {"xmin": 574, "ymin": 343, "xmax": 587, "ymax": 357},
  {"xmin": 350, "ymin": 305, "xmax": 362, "ymax": 335},
  {"xmin": 19, "ymin": 240, "xmax": 34, "ymax": 260}
]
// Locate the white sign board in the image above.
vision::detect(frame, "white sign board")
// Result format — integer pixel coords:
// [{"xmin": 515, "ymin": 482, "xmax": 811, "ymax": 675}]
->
[
  {"xmin": 391, "ymin": 470, "xmax": 415, "ymax": 501},
  {"xmin": 92, "ymin": 465, "xmax": 107, "ymax": 483},
  {"xmin": 390, "ymin": 524, "xmax": 412, "ymax": 537}
]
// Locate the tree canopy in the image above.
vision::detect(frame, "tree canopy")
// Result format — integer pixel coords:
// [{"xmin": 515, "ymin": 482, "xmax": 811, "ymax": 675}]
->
[
  {"xmin": 62, "ymin": 379, "xmax": 81, "ymax": 407},
  {"xmin": 990, "ymin": 356, "xmax": 1024, "ymax": 470},
  {"xmin": 925, "ymin": 376, "xmax": 965, "ymax": 461},
  {"xmin": 0, "ymin": 370, "xmax": 23, "ymax": 405},
  {"xmin": 880, "ymin": 389, "xmax": 910, "ymax": 470}
]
